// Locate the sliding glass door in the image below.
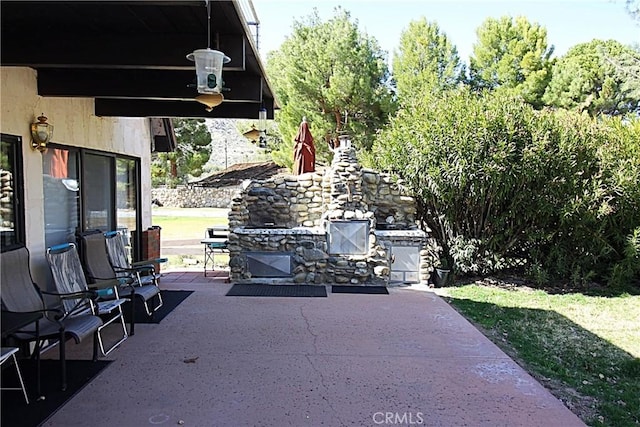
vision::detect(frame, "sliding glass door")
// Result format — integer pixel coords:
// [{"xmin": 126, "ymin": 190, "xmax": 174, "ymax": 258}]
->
[
  {"xmin": 83, "ymin": 153, "xmax": 115, "ymax": 231},
  {"xmin": 42, "ymin": 147, "xmax": 140, "ymax": 249}
]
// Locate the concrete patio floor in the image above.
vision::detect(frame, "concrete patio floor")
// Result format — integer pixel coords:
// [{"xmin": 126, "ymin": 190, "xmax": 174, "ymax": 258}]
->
[{"xmin": 42, "ymin": 270, "xmax": 585, "ymax": 427}]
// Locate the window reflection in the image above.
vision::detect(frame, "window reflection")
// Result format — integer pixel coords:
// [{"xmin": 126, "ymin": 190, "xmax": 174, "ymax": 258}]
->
[
  {"xmin": 83, "ymin": 153, "xmax": 113, "ymax": 231},
  {"xmin": 0, "ymin": 135, "xmax": 23, "ymax": 249},
  {"xmin": 116, "ymin": 158, "xmax": 137, "ymax": 255},
  {"xmin": 43, "ymin": 148, "xmax": 79, "ymax": 248}
]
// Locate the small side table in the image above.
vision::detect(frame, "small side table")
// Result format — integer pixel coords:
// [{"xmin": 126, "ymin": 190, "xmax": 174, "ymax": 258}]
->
[{"xmin": 202, "ymin": 226, "xmax": 228, "ymax": 277}]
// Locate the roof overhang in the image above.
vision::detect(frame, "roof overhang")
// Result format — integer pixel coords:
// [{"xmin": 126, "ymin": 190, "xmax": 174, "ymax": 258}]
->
[{"xmin": 0, "ymin": 1, "xmax": 276, "ymax": 119}]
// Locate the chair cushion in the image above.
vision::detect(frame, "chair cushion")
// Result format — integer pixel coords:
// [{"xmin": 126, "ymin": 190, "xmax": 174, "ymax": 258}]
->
[
  {"xmin": 63, "ymin": 314, "xmax": 104, "ymax": 344},
  {"xmin": 133, "ymin": 284, "xmax": 161, "ymax": 301}
]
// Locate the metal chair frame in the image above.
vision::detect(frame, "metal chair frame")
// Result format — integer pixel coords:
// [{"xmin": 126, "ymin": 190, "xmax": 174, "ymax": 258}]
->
[
  {"xmin": 46, "ymin": 243, "xmax": 128, "ymax": 356},
  {"xmin": 1, "ymin": 347, "xmax": 29, "ymax": 404},
  {"xmin": 1, "ymin": 246, "xmax": 102, "ymax": 392},
  {"xmin": 104, "ymin": 231, "xmax": 164, "ymax": 318}
]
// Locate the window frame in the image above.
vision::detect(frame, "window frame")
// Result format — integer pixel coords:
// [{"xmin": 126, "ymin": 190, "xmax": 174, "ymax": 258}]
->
[
  {"xmin": 81, "ymin": 150, "xmax": 117, "ymax": 231},
  {"xmin": 0, "ymin": 133, "xmax": 25, "ymax": 251},
  {"xmin": 42, "ymin": 144, "xmax": 142, "ymax": 253}
]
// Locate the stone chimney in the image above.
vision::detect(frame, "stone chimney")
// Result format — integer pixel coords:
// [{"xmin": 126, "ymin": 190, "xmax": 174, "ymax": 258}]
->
[{"xmin": 322, "ymin": 146, "xmax": 372, "ymax": 222}]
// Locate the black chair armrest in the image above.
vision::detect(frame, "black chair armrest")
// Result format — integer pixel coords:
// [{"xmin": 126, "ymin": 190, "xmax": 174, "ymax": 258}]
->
[
  {"xmin": 113, "ymin": 265, "xmax": 154, "ymax": 274},
  {"xmin": 42, "ymin": 289, "xmax": 98, "ymax": 301},
  {"xmin": 131, "ymin": 260, "xmax": 159, "ymax": 268},
  {"xmin": 86, "ymin": 279, "xmax": 121, "ymax": 290}
]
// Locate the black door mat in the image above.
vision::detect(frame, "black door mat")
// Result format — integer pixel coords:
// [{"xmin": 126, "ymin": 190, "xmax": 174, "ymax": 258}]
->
[
  {"xmin": 226, "ymin": 284, "xmax": 327, "ymax": 297},
  {"xmin": 124, "ymin": 290, "xmax": 193, "ymax": 324},
  {"xmin": 332, "ymin": 286, "xmax": 389, "ymax": 294}
]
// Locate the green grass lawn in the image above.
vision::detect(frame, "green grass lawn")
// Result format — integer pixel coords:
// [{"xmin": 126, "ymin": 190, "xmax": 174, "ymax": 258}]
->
[
  {"xmin": 152, "ymin": 210, "xmax": 228, "ymax": 240},
  {"xmin": 152, "ymin": 208, "xmax": 229, "ymax": 269},
  {"xmin": 439, "ymin": 283, "xmax": 640, "ymax": 426}
]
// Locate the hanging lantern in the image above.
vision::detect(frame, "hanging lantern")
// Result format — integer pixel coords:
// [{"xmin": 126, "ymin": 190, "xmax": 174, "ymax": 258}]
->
[
  {"xmin": 195, "ymin": 93, "xmax": 224, "ymax": 112},
  {"xmin": 186, "ymin": 1, "xmax": 231, "ymax": 111},
  {"xmin": 186, "ymin": 48, "xmax": 230, "ymax": 95},
  {"xmin": 243, "ymin": 125, "xmax": 261, "ymax": 143},
  {"xmin": 258, "ymin": 106, "xmax": 267, "ymax": 133}
]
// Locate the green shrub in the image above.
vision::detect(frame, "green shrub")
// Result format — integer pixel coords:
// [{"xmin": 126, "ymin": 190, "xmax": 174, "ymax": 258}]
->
[{"xmin": 370, "ymin": 88, "xmax": 640, "ymax": 287}]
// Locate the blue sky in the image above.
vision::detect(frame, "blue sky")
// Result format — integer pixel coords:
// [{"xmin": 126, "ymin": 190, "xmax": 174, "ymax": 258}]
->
[{"xmin": 251, "ymin": 0, "xmax": 638, "ymax": 64}]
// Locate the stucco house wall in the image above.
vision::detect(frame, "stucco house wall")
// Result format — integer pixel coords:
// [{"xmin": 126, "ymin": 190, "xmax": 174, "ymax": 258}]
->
[{"xmin": 1, "ymin": 66, "xmax": 153, "ymax": 286}]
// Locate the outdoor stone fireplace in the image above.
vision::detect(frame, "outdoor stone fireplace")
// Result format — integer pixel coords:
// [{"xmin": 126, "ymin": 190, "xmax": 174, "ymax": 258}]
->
[{"xmin": 227, "ymin": 145, "xmax": 438, "ymax": 286}]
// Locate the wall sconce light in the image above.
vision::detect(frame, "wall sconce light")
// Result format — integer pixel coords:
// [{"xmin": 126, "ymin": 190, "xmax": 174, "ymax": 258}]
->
[
  {"xmin": 187, "ymin": 0, "xmax": 230, "ymax": 111},
  {"xmin": 31, "ymin": 114, "xmax": 53, "ymax": 152}
]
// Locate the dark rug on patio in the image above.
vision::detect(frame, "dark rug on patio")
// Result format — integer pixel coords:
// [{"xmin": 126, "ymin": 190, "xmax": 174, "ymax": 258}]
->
[
  {"xmin": 226, "ymin": 284, "xmax": 327, "ymax": 297},
  {"xmin": 124, "ymin": 290, "xmax": 193, "ymax": 323},
  {"xmin": 332, "ymin": 286, "xmax": 389, "ymax": 294},
  {"xmin": 1, "ymin": 359, "xmax": 111, "ymax": 427}
]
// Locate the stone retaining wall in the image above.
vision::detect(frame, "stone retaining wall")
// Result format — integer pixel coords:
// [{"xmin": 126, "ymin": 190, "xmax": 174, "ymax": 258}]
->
[{"xmin": 151, "ymin": 186, "xmax": 238, "ymax": 208}]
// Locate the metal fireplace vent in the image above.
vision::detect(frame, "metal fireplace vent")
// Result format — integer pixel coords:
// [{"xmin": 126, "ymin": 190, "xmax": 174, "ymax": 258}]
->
[
  {"xmin": 327, "ymin": 220, "xmax": 369, "ymax": 255},
  {"xmin": 246, "ymin": 252, "xmax": 293, "ymax": 277}
]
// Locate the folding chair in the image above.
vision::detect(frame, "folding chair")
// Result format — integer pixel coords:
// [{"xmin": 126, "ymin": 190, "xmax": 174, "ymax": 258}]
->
[
  {"xmin": 202, "ymin": 226, "xmax": 229, "ymax": 277},
  {"xmin": 46, "ymin": 243, "xmax": 128, "ymax": 356},
  {"xmin": 104, "ymin": 231, "xmax": 163, "ymax": 317},
  {"xmin": 78, "ymin": 231, "xmax": 137, "ymax": 335},
  {"xmin": 1, "ymin": 347, "xmax": 29, "ymax": 403},
  {"xmin": 1, "ymin": 246, "xmax": 103, "ymax": 391}
]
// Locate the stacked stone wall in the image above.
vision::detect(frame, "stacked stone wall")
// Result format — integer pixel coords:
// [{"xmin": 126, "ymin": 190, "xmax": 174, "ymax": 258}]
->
[
  {"xmin": 361, "ymin": 170, "xmax": 418, "ymax": 229},
  {"xmin": 228, "ymin": 228, "xmax": 391, "ymax": 285},
  {"xmin": 228, "ymin": 173, "xmax": 324, "ymax": 229},
  {"xmin": 227, "ymin": 146, "xmax": 438, "ymax": 286},
  {"xmin": 151, "ymin": 186, "xmax": 237, "ymax": 208}
]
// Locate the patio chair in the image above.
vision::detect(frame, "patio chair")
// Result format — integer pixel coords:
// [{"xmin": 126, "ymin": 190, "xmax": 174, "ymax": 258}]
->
[
  {"xmin": 0, "ymin": 246, "xmax": 103, "ymax": 392},
  {"xmin": 46, "ymin": 243, "xmax": 128, "ymax": 356},
  {"xmin": 104, "ymin": 231, "xmax": 163, "ymax": 317},
  {"xmin": 78, "ymin": 231, "xmax": 138, "ymax": 335},
  {"xmin": 1, "ymin": 347, "xmax": 30, "ymax": 404}
]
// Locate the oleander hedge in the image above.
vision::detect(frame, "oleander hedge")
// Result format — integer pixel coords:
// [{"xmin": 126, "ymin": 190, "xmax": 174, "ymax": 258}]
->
[{"xmin": 369, "ymin": 88, "xmax": 640, "ymax": 287}]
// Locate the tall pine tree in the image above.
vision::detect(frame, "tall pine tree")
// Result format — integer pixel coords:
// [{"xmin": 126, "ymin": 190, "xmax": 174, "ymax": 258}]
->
[
  {"xmin": 393, "ymin": 18, "xmax": 464, "ymax": 103},
  {"xmin": 266, "ymin": 7, "xmax": 394, "ymax": 169},
  {"xmin": 469, "ymin": 16, "xmax": 554, "ymax": 108}
]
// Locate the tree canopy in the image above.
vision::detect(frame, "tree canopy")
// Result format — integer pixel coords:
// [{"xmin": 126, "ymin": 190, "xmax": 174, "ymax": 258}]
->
[
  {"xmin": 543, "ymin": 39, "xmax": 640, "ymax": 116},
  {"xmin": 392, "ymin": 18, "xmax": 464, "ymax": 102},
  {"xmin": 266, "ymin": 7, "xmax": 394, "ymax": 169},
  {"xmin": 151, "ymin": 119, "xmax": 211, "ymax": 187},
  {"xmin": 469, "ymin": 16, "xmax": 554, "ymax": 108}
]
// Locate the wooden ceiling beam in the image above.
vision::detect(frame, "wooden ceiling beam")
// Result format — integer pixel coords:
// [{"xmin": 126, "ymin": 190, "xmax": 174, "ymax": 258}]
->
[
  {"xmin": 95, "ymin": 98, "xmax": 264, "ymax": 119},
  {"xmin": 37, "ymin": 68, "xmax": 264, "ymax": 102},
  {"xmin": 1, "ymin": 33, "xmax": 246, "ymax": 70}
]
